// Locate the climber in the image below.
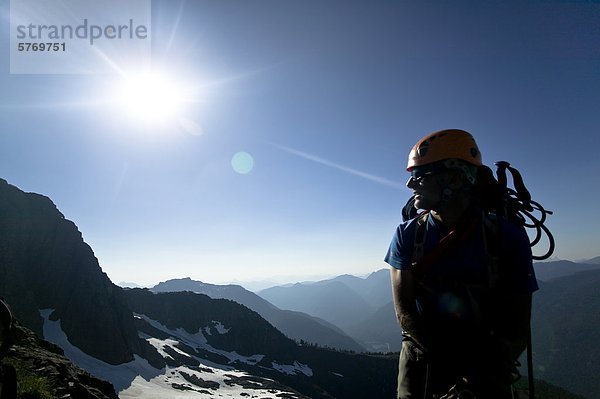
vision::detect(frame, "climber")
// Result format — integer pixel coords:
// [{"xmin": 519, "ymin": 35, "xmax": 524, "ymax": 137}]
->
[{"xmin": 385, "ymin": 129, "xmax": 538, "ymax": 399}]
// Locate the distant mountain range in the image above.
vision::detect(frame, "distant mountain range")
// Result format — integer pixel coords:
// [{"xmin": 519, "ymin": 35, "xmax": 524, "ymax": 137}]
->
[
  {"xmin": 259, "ymin": 270, "xmax": 399, "ymax": 352},
  {"xmin": 581, "ymin": 255, "xmax": 600, "ymax": 264},
  {"xmin": 151, "ymin": 277, "xmax": 365, "ymax": 352},
  {"xmin": 533, "ymin": 260, "xmax": 600, "ymax": 281}
]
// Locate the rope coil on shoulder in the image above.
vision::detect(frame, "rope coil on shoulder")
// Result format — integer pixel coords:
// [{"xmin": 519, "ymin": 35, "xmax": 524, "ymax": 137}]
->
[
  {"xmin": 493, "ymin": 161, "xmax": 555, "ymax": 260},
  {"xmin": 402, "ymin": 161, "xmax": 555, "ymax": 261}
]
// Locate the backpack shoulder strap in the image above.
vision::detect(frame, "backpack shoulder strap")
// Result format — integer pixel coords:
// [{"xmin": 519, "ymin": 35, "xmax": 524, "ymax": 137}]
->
[
  {"xmin": 482, "ymin": 211, "xmax": 501, "ymax": 289},
  {"xmin": 411, "ymin": 210, "xmax": 501, "ymax": 288},
  {"xmin": 411, "ymin": 212, "xmax": 429, "ymax": 264}
]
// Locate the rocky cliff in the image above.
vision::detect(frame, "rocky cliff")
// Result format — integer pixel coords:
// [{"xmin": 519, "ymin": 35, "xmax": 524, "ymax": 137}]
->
[{"xmin": 0, "ymin": 178, "xmax": 140, "ymax": 364}]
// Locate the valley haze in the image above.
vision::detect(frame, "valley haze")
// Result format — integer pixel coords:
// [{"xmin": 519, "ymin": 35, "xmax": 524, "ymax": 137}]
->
[{"xmin": 119, "ymin": 257, "xmax": 600, "ymax": 293}]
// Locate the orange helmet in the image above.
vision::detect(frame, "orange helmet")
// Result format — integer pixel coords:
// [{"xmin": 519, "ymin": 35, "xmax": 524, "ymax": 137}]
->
[{"xmin": 407, "ymin": 129, "xmax": 482, "ymax": 171}]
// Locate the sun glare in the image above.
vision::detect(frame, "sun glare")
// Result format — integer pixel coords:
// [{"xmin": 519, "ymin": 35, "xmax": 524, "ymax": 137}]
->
[{"xmin": 115, "ymin": 70, "xmax": 187, "ymax": 124}]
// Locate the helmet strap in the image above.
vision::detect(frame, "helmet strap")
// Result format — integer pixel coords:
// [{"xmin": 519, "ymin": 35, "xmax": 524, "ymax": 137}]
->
[
  {"xmin": 433, "ymin": 174, "xmax": 474, "ymax": 219},
  {"xmin": 429, "ymin": 175, "xmax": 454, "ymax": 211}
]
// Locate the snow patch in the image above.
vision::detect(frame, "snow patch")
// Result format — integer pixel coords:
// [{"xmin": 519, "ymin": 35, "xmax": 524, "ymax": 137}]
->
[
  {"xmin": 119, "ymin": 364, "xmax": 297, "ymax": 398},
  {"xmin": 40, "ymin": 309, "xmax": 304, "ymax": 399},
  {"xmin": 203, "ymin": 320, "xmax": 230, "ymax": 336},
  {"xmin": 39, "ymin": 309, "xmax": 163, "ymax": 392},
  {"xmin": 272, "ymin": 361, "xmax": 313, "ymax": 377},
  {"xmin": 211, "ymin": 320, "xmax": 230, "ymax": 334},
  {"xmin": 146, "ymin": 338, "xmax": 193, "ymax": 361},
  {"xmin": 135, "ymin": 313, "xmax": 263, "ymax": 366}
]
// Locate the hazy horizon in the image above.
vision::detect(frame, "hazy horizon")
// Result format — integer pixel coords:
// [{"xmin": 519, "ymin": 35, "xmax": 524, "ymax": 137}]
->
[{"xmin": 115, "ymin": 255, "xmax": 600, "ymax": 292}]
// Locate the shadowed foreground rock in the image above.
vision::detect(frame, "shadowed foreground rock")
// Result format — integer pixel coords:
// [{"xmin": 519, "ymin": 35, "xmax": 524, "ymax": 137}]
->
[{"xmin": 4, "ymin": 322, "xmax": 117, "ymax": 399}]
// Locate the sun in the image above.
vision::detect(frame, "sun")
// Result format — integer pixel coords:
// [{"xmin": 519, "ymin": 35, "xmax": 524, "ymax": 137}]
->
[{"xmin": 114, "ymin": 70, "xmax": 187, "ymax": 124}]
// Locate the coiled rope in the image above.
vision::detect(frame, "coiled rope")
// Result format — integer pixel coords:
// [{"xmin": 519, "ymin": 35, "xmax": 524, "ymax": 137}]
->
[
  {"xmin": 401, "ymin": 161, "xmax": 555, "ymax": 260},
  {"xmin": 494, "ymin": 161, "xmax": 555, "ymax": 260}
]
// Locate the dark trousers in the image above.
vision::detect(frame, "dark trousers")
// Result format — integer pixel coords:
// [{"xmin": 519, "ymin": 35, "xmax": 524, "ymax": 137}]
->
[
  {"xmin": 397, "ymin": 339, "xmax": 428, "ymax": 398},
  {"xmin": 397, "ymin": 340, "xmax": 515, "ymax": 399}
]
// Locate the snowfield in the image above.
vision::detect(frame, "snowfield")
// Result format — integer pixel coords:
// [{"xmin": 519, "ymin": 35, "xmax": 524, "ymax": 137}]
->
[
  {"xmin": 137, "ymin": 314, "xmax": 266, "ymax": 366},
  {"xmin": 40, "ymin": 309, "xmax": 309, "ymax": 398}
]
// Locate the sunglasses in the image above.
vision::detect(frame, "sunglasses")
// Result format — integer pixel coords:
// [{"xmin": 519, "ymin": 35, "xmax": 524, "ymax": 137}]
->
[
  {"xmin": 409, "ymin": 168, "xmax": 440, "ymax": 184},
  {"xmin": 410, "ymin": 165, "xmax": 447, "ymax": 184}
]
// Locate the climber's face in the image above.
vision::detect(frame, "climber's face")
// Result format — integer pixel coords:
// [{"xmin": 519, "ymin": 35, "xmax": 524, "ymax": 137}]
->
[{"xmin": 406, "ymin": 168, "xmax": 443, "ymax": 211}]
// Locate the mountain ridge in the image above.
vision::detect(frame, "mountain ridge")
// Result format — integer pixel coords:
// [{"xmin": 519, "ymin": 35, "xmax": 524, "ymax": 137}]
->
[
  {"xmin": 0, "ymin": 178, "xmax": 141, "ymax": 365},
  {"xmin": 152, "ymin": 277, "xmax": 366, "ymax": 352},
  {"xmin": 533, "ymin": 260, "xmax": 600, "ymax": 281},
  {"xmin": 259, "ymin": 278, "xmax": 377, "ymax": 333},
  {"xmin": 120, "ymin": 288, "xmax": 399, "ymax": 398},
  {"xmin": 580, "ymin": 255, "xmax": 600, "ymax": 264}
]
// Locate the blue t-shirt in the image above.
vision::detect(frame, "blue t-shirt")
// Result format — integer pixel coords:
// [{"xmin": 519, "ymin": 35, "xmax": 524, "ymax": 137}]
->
[
  {"xmin": 385, "ymin": 212, "xmax": 538, "ymax": 293},
  {"xmin": 385, "ymin": 211, "xmax": 538, "ymax": 339}
]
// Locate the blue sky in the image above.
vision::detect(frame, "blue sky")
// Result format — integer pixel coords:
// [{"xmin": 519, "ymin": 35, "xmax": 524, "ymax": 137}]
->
[{"xmin": 1, "ymin": 0, "xmax": 599, "ymax": 287}]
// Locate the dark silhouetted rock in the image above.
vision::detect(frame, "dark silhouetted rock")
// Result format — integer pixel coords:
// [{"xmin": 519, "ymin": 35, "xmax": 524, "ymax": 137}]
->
[{"xmin": 0, "ymin": 178, "xmax": 140, "ymax": 364}]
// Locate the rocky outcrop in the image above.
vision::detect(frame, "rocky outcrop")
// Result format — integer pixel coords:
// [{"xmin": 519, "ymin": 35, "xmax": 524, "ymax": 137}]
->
[
  {"xmin": 4, "ymin": 321, "xmax": 118, "ymax": 399},
  {"xmin": 0, "ymin": 178, "xmax": 140, "ymax": 364}
]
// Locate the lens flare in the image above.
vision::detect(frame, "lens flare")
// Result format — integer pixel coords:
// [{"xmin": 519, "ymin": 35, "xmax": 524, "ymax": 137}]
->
[{"xmin": 232, "ymin": 152, "xmax": 254, "ymax": 174}]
